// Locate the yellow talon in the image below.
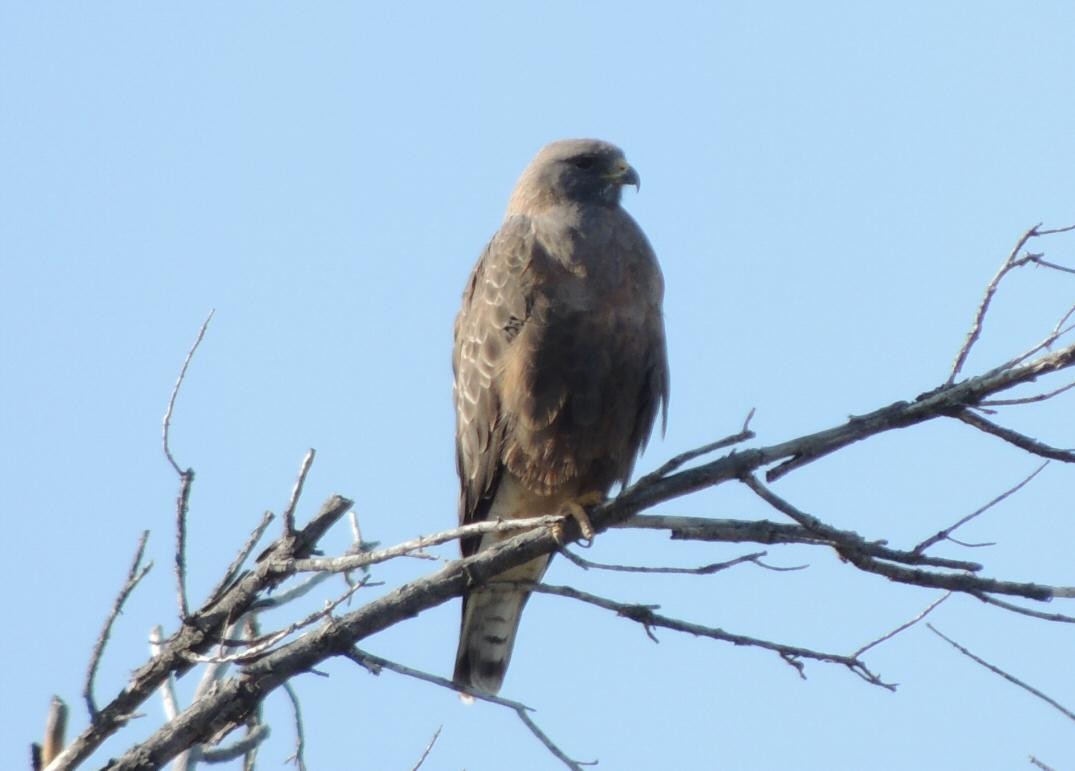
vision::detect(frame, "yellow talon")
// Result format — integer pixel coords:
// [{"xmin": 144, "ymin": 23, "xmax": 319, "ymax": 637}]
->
[{"xmin": 562, "ymin": 491, "xmax": 603, "ymax": 542}]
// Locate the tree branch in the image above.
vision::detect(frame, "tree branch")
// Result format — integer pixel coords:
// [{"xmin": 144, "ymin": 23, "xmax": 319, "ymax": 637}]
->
[{"xmin": 524, "ymin": 582, "xmax": 893, "ymax": 688}]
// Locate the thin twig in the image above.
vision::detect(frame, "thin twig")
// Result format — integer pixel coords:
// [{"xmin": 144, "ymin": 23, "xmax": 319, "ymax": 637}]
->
[
  {"xmin": 148, "ymin": 627, "xmax": 181, "ymax": 721},
  {"xmin": 199, "ymin": 724, "xmax": 270, "ymax": 764},
  {"xmin": 971, "ymin": 592, "xmax": 1075, "ymax": 623},
  {"xmin": 1035, "ymin": 259, "xmax": 1075, "ymax": 274},
  {"xmin": 187, "ymin": 577, "xmax": 371, "ymax": 665},
  {"xmin": 946, "ymin": 536, "xmax": 996, "ymax": 548},
  {"xmin": 1034, "ymin": 224, "xmax": 1075, "ymax": 236},
  {"xmin": 852, "ymin": 593, "xmax": 951, "ymax": 658},
  {"xmin": 986, "ymin": 303, "xmax": 1075, "ymax": 376},
  {"xmin": 981, "ymin": 379, "xmax": 1075, "ymax": 406},
  {"xmin": 83, "ymin": 530, "xmax": 152, "ymax": 719},
  {"xmin": 638, "ymin": 409, "xmax": 756, "ymax": 482},
  {"xmin": 281, "ymin": 681, "xmax": 307, "ymax": 771},
  {"xmin": 163, "ymin": 310, "xmax": 215, "ymax": 474},
  {"xmin": 346, "ymin": 648, "xmax": 590, "ymax": 771},
  {"xmin": 956, "ymin": 411, "xmax": 1075, "ymax": 462},
  {"xmin": 249, "ymin": 572, "xmax": 334, "ymax": 612},
  {"xmin": 1029, "ymin": 755, "xmax": 1057, "ymax": 771},
  {"xmin": 913, "ymin": 462, "xmax": 1049, "ymax": 553},
  {"xmin": 409, "ymin": 725, "xmax": 443, "ymax": 771},
  {"xmin": 283, "ymin": 449, "xmax": 316, "ymax": 536},
  {"xmin": 205, "ymin": 511, "xmax": 276, "ymax": 607},
  {"xmin": 928, "ymin": 624, "xmax": 1075, "ymax": 723},
  {"xmin": 561, "ymin": 548, "xmax": 795, "ymax": 575}
]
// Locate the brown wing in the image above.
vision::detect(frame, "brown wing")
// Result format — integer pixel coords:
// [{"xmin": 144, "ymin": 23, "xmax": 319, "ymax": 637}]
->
[{"xmin": 453, "ymin": 216, "xmax": 536, "ymax": 557}]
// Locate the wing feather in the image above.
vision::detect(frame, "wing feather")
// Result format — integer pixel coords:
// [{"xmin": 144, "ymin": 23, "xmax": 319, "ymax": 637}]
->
[{"xmin": 453, "ymin": 217, "xmax": 536, "ymax": 557}]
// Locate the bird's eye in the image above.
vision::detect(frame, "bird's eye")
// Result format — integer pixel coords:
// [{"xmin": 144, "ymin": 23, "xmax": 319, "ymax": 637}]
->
[{"xmin": 571, "ymin": 155, "xmax": 596, "ymax": 170}]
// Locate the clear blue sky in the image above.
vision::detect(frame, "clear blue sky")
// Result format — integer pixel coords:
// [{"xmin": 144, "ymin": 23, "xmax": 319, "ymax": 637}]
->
[{"xmin": 3, "ymin": 3, "xmax": 1074, "ymax": 769}]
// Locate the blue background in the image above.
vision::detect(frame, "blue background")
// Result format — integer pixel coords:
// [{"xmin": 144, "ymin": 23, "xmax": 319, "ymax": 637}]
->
[{"xmin": 3, "ymin": 3, "xmax": 1073, "ymax": 769}]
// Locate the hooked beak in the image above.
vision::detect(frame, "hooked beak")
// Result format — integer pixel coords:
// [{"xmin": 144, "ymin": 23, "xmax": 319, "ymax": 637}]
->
[{"xmin": 609, "ymin": 161, "xmax": 641, "ymax": 192}]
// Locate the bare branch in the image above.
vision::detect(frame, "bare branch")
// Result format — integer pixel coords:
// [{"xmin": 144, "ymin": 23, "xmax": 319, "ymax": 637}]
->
[
  {"xmin": 616, "ymin": 515, "xmax": 981, "ymax": 572},
  {"xmin": 409, "ymin": 725, "xmax": 442, "ymax": 771},
  {"xmin": 913, "ymin": 462, "xmax": 1049, "ymax": 553},
  {"xmin": 653, "ymin": 342, "xmax": 1075, "ymax": 485},
  {"xmin": 48, "ymin": 495, "xmax": 352, "ymax": 771},
  {"xmin": 741, "ymin": 475, "xmax": 1075, "ymax": 602},
  {"xmin": 281, "ymin": 682, "xmax": 307, "ymax": 771},
  {"xmin": 524, "ymin": 582, "xmax": 893, "ymax": 689},
  {"xmin": 83, "ymin": 530, "xmax": 152, "ymax": 719},
  {"xmin": 163, "ymin": 309, "xmax": 214, "ymax": 475},
  {"xmin": 283, "ymin": 449, "xmax": 316, "ymax": 537},
  {"xmin": 956, "ymin": 410, "xmax": 1075, "ymax": 462},
  {"xmin": 52, "ymin": 334, "xmax": 1075, "ymax": 769},
  {"xmin": 285, "ymin": 515, "xmax": 563, "ymax": 574},
  {"xmin": 174, "ymin": 469, "xmax": 193, "ymax": 620},
  {"xmin": 345, "ymin": 649, "xmax": 590, "ymax": 771},
  {"xmin": 1029, "ymin": 755, "xmax": 1057, "ymax": 771},
  {"xmin": 851, "ymin": 593, "xmax": 951, "ymax": 658},
  {"xmin": 928, "ymin": 624, "xmax": 1075, "ymax": 723}
]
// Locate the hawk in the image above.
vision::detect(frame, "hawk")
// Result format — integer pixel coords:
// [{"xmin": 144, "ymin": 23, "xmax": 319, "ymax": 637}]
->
[{"xmin": 452, "ymin": 138, "xmax": 669, "ymax": 695}]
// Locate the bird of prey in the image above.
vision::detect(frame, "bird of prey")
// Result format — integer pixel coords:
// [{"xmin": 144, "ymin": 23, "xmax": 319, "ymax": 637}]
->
[{"xmin": 452, "ymin": 138, "xmax": 669, "ymax": 695}]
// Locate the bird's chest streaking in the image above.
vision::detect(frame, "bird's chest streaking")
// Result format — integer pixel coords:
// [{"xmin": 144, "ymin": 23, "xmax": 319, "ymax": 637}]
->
[{"xmin": 499, "ymin": 207, "xmax": 664, "ymax": 497}]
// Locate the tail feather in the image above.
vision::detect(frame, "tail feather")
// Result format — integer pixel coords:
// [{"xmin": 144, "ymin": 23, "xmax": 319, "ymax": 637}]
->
[{"xmin": 453, "ymin": 554, "xmax": 550, "ymax": 695}]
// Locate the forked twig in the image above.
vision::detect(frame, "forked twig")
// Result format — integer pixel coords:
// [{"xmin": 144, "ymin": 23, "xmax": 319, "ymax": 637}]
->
[
  {"xmin": 913, "ymin": 462, "xmax": 1048, "ymax": 553},
  {"xmin": 522, "ymin": 582, "xmax": 892, "ymax": 689},
  {"xmin": 346, "ymin": 648, "xmax": 591, "ymax": 771},
  {"xmin": 948, "ymin": 224, "xmax": 1075, "ymax": 383},
  {"xmin": 84, "ymin": 530, "xmax": 152, "ymax": 719},
  {"xmin": 163, "ymin": 311, "xmax": 214, "ymax": 619}
]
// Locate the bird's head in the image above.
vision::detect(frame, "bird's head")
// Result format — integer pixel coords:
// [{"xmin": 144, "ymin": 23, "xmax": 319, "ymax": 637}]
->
[{"xmin": 508, "ymin": 138, "xmax": 640, "ymax": 214}]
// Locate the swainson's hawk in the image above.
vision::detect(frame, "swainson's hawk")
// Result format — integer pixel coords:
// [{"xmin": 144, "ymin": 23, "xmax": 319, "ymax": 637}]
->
[{"xmin": 452, "ymin": 138, "xmax": 669, "ymax": 694}]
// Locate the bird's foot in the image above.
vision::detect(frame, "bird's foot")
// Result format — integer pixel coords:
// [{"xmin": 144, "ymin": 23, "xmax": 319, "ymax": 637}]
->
[{"xmin": 551, "ymin": 491, "xmax": 603, "ymax": 545}]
